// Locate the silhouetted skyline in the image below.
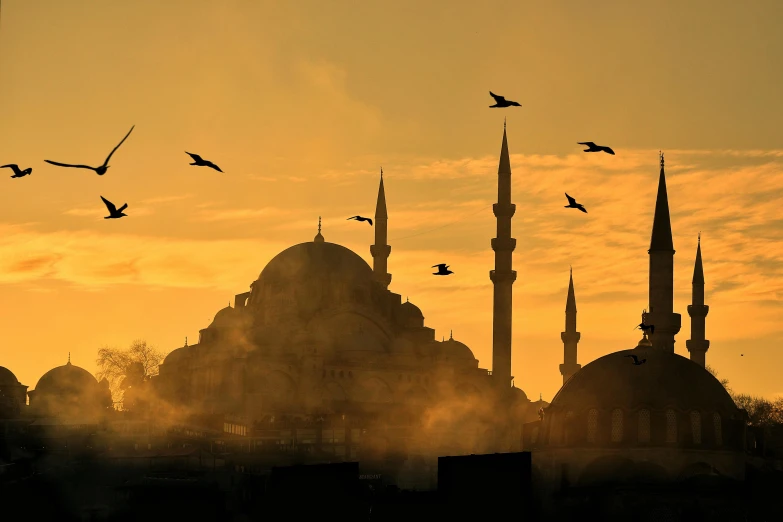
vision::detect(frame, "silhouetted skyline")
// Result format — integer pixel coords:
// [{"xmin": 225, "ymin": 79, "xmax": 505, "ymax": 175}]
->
[{"xmin": 0, "ymin": 1, "xmax": 782, "ymax": 404}]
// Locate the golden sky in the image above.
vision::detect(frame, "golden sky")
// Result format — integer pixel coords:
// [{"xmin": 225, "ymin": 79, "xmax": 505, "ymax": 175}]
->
[{"xmin": 1, "ymin": 1, "xmax": 782, "ymax": 402}]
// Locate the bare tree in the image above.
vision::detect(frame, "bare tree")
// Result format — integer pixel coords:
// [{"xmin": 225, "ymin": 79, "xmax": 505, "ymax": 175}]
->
[
  {"xmin": 705, "ymin": 364, "xmax": 733, "ymax": 395},
  {"xmin": 96, "ymin": 339, "xmax": 168, "ymax": 408}
]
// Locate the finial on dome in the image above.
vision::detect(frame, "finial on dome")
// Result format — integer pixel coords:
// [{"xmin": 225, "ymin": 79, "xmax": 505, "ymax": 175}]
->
[
  {"xmin": 449, "ymin": 330, "xmax": 453, "ymax": 340},
  {"xmin": 68, "ymin": 352, "xmax": 71, "ymax": 365},
  {"xmin": 380, "ymin": 166, "xmax": 383, "ymax": 178},
  {"xmin": 314, "ymin": 216, "xmax": 324, "ymax": 242},
  {"xmin": 539, "ymin": 393, "xmax": 542, "ymax": 401},
  {"xmin": 406, "ymin": 296, "xmax": 409, "ymax": 302},
  {"xmin": 185, "ymin": 336, "xmax": 188, "ymax": 347},
  {"xmin": 442, "ymin": 336, "xmax": 445, "ymax": 342},
  {"xmin": 637, "ymin": 332, "xmax": 653, "ymax": 348},
  {"xmin": 660, "ymin": 150, "xmax": 664, "ymax": 168},
  {"xmin": 504, "ymin": 117, "xmax": 506, "ymax": 130},
  {"xmin": 698, "ymin": 231, "xmax": 701, "ymax": 244}
]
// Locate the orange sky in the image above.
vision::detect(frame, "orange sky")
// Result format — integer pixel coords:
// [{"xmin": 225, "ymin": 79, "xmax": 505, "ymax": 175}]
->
[{"xmin": 1, "ymin": 1, "xmax": 782, "ymax": 403}]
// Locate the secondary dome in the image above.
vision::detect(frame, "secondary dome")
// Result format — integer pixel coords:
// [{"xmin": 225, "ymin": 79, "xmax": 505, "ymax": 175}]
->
[
  {"xmin": 398, "ymin": 299, "xmax": 425, "ymax": 328},
  {"xmin": 0, "ymin": 366, "xmax": 20, "ymax": 386},
  {"xmin": 440, "ymin": 335, "xmax": 476, "ymax": 362},
  {"xmin": 548, "ymin": 347, "xmax": 738, "ymax": 415},
  {"xmin": 35, "ymin": 361, "xmax": 99, "ymax": 395}
]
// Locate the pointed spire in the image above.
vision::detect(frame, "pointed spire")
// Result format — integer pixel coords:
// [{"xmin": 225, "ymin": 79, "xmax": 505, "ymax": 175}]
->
[
  {"xmin": 566, "ymin": 266, "xmax": 576, "ymax": 312},
  {"xmin": 498, "ymin": 121, "xmax": 511, "ymax": 177},
  {"xmin": 449, "ymin": 330, "xmax": 453, "ymax": 340},
  {"xmin": 314, "ymin": 216, "xmax": 324, "ymax": 242},
  {"xmin": 67, "ymin": 352, "xmax": 71, "ymax": 365},
  {"xmin": 650, "ymin": 151, "xmax": 674, "ymax": 251},
  {"xmin": 693, "ymin": 233, "xmax": 704, "ymax": 284},
  {"xmin": 375, "ymin": 168, "xmax": 388, "ymax": 219}
]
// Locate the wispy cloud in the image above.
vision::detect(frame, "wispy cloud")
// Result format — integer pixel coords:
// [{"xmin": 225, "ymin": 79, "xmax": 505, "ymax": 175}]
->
[{"xmin": 194, "ymin": 207, "xmax": 289, "ymax": 222}]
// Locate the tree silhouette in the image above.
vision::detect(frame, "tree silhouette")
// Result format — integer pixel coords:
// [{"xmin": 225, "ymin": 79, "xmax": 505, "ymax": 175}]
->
[{"xmin": 96, "ymin": 339, "xmax": 167, "ymax": 409}]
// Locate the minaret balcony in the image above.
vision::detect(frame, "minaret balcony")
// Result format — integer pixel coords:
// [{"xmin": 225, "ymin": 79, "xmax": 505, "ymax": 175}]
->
[
  {"xmin": 489, "ymin": 270, "xmax": 517, "ymax": 284},
  {"xmin": 560, "ymin": 331, "xmax": 581, "ymax": 343},
  {"xmin": 493, "ymin": 203, "xmax": 516, "ymax": 218},
  {"xmin": 491, "ymin": 237, "xmax": 517, "ymax": 252},
  {"xmin": 370, "ymin": 244, "xmax": 391, "ymax": 257},
  {"xmin": 686, "ymin": 339, "xmax": 710, "ymax": 352},
  {"xmin": 687, "ymin": 304, "xmax": 709, "ymax": 317}
]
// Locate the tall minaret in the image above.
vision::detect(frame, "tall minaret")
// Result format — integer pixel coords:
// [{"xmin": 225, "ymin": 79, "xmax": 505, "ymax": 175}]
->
[
  {"xmin": 560, "ymin": 267, "xmax": 582, "ymax": 385},
  {"xmin": 490, "ymin": 119, "xmax": 517, "ymax": 390},
  {"xmin": 370, "ymin": 168, "xmax": 392, "ymax": 288},
  {"xmin": 686, "ymin": 234, "xmax": 710, "ymax": 367},
  {"xmin": 647, "ymin": 152, "xmax": 681, "ymax": 352}
]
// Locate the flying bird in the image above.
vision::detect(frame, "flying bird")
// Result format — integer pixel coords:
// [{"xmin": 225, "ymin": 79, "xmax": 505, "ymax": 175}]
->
[
  {"xmin": 185, "ymin": 152, "xmax": 223, "ymax": 172},
  {"xmin": 564, "ymin": 193, "xmax": 587, "ymax": 213},
  {"xmin": 100, "ymin": 196, "xmax": 128, "ymax": 219},
  {"xmin": 635, "ymin": 322, "xmax": 655, "ymax": 335},
  {"xmin": 625, "ymin": 354, "xmax": 647, "ymax": 366},
  {"xmin": 347, "ymin": 215, "xmax": 373, "ymax": 226},
  {"xmin": 489, "ymin": 91, "xmax": 521, "ymax": 108},
  {"xmin": 45, "ymin": 125, "xmax": 135, "ymax": 176},
  {"xmin": 578, "ymin": 142, "xmax": 615, "ymax": 155},
  {"xmin": 1, "ymin": 164, "xmax": 32, "ymax": 178},
  {"xmin": 432, "ymin": 264, "xmax": 453, "ymax": 276}
]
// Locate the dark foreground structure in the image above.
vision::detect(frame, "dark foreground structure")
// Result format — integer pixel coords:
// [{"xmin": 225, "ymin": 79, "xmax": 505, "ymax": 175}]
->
[{"xmin": 2, "ymin": 449, "xmax": 782, "ymax": 521}]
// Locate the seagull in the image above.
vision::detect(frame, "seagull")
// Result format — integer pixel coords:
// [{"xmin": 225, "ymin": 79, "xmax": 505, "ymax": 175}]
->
[
  {"xmin": 185, "ymin": 152, "xmax": 223, "ymax": 172},
  {"xmin": 45, "ymin": 125, "xmax": 135, "ymax": 175},
  {"xmin": 635, "ymin": 322, "xmax": 655, "ymax": 335},
  {"xmin": 432, "ymin": 264, "xmax": 453, "ymax": 276},
  {"xmin": 489, "ymin": 91, "xmax": 521, "ymax": 108},
  {"xmin": 625, "ymin": 354, "xmax": 647, "ymax": 366},
  {"xmin": 347, "ymin": 215, "xmax": 373, "ymax": 226},
  {"xmin": 1, "ymin": 164, "xmax": 32, "ymax": 178},
  {"xmin": 578, "ymin": 142, "xmax": 615, "ymax": 155},
  {"xmin": 564, "ymin": 193, "xmax": 587, "ymax": 213},
  {"xmin": 100, "ymin": 196, "xmax": 128, "ymax": 219}
]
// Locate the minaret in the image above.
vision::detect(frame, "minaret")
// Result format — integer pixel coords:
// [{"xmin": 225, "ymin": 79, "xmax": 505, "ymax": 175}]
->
[
  {"xmin": 647, "ymin": 152, "xmax": 681, "ymax": 352},
  {"xmin": 370, "ymin": 168, "xmax": 392, "ymax": 288},
  {"xmin": 560, "ymin": 267, "xmax": 582, "ymax": 385},
  {"xmin": 490, "ymin": 119, "xmax": 517, "ymax": 390},
  {"xmin": 686, "ymin": 234, "xmax": 710, "ymax": 366}
]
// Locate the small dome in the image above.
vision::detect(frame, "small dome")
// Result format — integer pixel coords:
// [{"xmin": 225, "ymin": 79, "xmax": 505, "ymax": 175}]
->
[
  {"xmin": 163, "ymin": 346, "xmax": 190, "ymax": 366},
  {"xmin": 35, "ymin": 362, "xmax": 99, "ymax": 394},
  {"xmin": 210, "ymin": 305, "xmax": 236, "ymax": 327},
  {"xmin": 398, "ymin": 298, "xmax": 425, "ymax": 328},
  {"xmin": 510, "ymin": 386, "xmax": 529, "ymax": 402},
  {"xmin": 0, "ymin": 366, "xmax": 20, "ymax": 386},
  {"xmin": 440, "ymin": 334, "xmax": 476, "ymax": 362},
  {"xmin": 548, "ymin": 347, "xmax": 739, "ymax": 415}
]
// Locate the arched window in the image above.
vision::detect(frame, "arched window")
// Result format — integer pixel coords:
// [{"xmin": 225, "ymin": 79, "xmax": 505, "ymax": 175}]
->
[
  {"xmin": 611, "ymin": 409, "xmax": 624, "ymax": 442},
  {"xmin": 587, "ymin": 409, "xmax": 598, "ymax": 443},
  {"xmin": 638, "ymin": 409, "xmax": 651, "ymax": 443},
  {"xmin": 666, "ymin": 409, "xmax": 678, "ymax": 443},
  {"xmin": 691, "ymin": 411, "xmax": 702, "ymax": 445},
  {"xmin": 713, "ymin": 412, "xmax": 722, "ymax": 446}
]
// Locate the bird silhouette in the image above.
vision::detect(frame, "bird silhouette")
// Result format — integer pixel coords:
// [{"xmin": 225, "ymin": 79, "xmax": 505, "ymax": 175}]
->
[
  {"xmin": 578, "ymin": 142, "xmax": 615, "ymax": 155},
  {"xmin": 100, "ymin": 196, "xmax": 128, "ymax": 219},
  {"xmin": 634, "ymin": 322, "xmax": 655, "ymax": 335},
  {"xmin": 625, "ymin": 354, "xmax": 647, "ymax": 366},
  {"xmin": 185, "ymin": 152, "xmax": 223, "ymax": 172},
  {"xmin": 45, "ymin": 125, "xmax": 135, "ymax": 175},
  {"xmin": 1, "ymin": 164, "xmax": 32, "ymax": 178},
  {"xmin": 347, "ymin": 215, "xmax": 373, "ymax": 226},
  {"xmin": 432, "ymin": 264, "xmax": 453, "ymax": 276},
  {"xmin": 489, "ymin": 91, "xmax": 521, "ymax": 108},
  {"xmin": 564, "ymin": 193, "xmax": 587, "ymax": 213}
]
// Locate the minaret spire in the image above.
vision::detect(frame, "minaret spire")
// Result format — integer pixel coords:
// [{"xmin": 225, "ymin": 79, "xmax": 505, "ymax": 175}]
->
[
  {"xmin": 490, "ymin": 121, "xmax": 517, "ymax": 390},
  {"xmin": 560, "ymin": 267, "xmax": 581, "ymax": 385},
  {"xmin": 647, "ymin": 151, "xmax": 681, "ymax": 352},
  {"xmin": 687, "ymin": 234, "xmax": 710, "ymax": 366},
  {"xmin": 370, "ymin": 167, "xmax": 392, "ymax": 288}
]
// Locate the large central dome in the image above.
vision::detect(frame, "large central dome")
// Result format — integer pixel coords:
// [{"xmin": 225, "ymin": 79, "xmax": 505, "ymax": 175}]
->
[{"xmin": 250, "ymin": 241, "xmax": 375, "ymax": 302}]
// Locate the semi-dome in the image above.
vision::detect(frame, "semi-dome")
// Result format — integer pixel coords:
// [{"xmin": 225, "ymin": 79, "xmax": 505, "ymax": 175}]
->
[
  {"xmin": 548, "ymin": 347, "xmax": 738, "ymax": 415},
  {"xmin": 0, "ymin": 366, "xmax": 20, "ymax": 386},
  {"xmin": 35, "ymin": 361, "xmax": 99, "ymax": 395},
  {"xmin": 254, "ymin": 241, "xmax": 374, "ymax": 290}
]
